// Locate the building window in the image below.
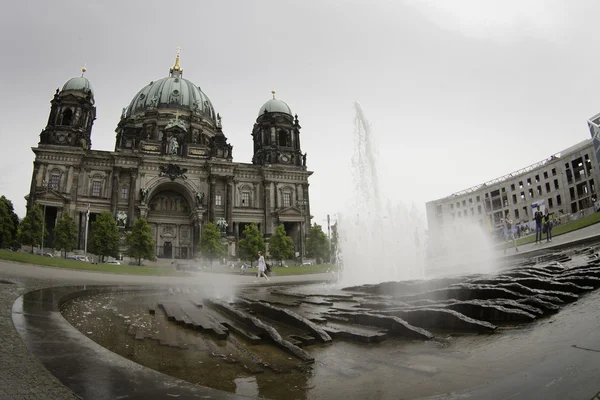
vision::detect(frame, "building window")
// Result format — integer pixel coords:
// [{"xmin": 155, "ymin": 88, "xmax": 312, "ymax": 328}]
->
[
  {"xmin": 548, "ymin": 198, "xmax": 554, "ymax": 208},
  {"xmin": 512, "ymin": 194, "xmax": 517, "ymax": 204},
  {"xmin": 529, "ymin": 188, "xmax": 534, "ymax": 198},
  {"xmin": 456, "ymin": 202, "xmax": 460, "ymax": 208},
  {"xmin": 477, "ymin": 205, "xmax": 482, "ymax": 215},
  {"xmin": 216, "ymin": 194, "xmax": 222, "ymax": 206},
  {"xmin": 557, "ymin": 194, "xmax": 562, "ymax": 206},
  {"xmin": 510, "ymin": 184, "xmax": 515, "ymax": 191},
  {"xmin": 50, "ymin": 174, "xmax": 60, "ymax": 191},
  {"xmin": 520, "ymin": 191, "xmax": 525, "ymax": 200},
  {"xmin": 469, "ymin": 198, "xmax": 473, "ymax": 204},
  {"xmin": 514, "ymin": 209, "xmax": 520, "ymax": 219},
  {"xmin": 535, "ymin": 175, "xmax": 540, "ymax": 183},
  {"xmin": 552, "ymin": 168, "xmax": 557, "ymax": 176},
  {"xmin": 450, "ymin": 204, "xmax": 454, "ymax": 210},
  {"xmin": 283, "ymin": 192, "xmax": 291, "ymax": 208},
  {"xmin": 519, "ymin": 181, "xmax": 523, "ymax": 189},
  {"xmin": 241, "ymin": 192, "xmax": 250, "ymax": 207},
  {"xmin": 537, "ymin": 185, "xmax": 542, "ymax": 195},
  {"xmin": 543, "ymin": 171, "xmax": 548, "ymax": 179},
  {"xmin": 92, "ymin": 181, "xmax": 102, "ymax": 197},
  {"xmin": 121, "ymin": 187, "xmax": 128, "ymax": 200},
  {"xmin": 545, "ymin": 182, "xmax": 551, "ymax": 193},
  {"xmin": 527, "ymin": 178, "xmax": 531, "ymax": 186},
  {"xmin": 476, "ymin": 196, "xmax": 481, "ymax": 202},
  {"xmin": 554, "ymin": 179, "xmax": 559, "ymax": 190},
  {"xmin": 462, "ymin": 200, "xmax": 466, "ymax": 207}
]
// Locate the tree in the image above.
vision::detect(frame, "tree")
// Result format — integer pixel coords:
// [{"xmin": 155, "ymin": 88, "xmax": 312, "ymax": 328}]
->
[
  {"xmin": 18, "ymin": 203, "xmax": 45, "ymax": 253},
  {"xmin": 126, "ymin": 218, "xmax": 155, "ymax": 266},
  {"xmin": 88, "ymin": 211, "xmax": 120, "ymax": 263},
  {"xmin": 0, "ymin": 196, "xmax": 19, "ymax": 249},
  {"xmin": 237, "ymin": 223, "xmax": 265, "ymax": 266},
  {"xmin": 198, "ymin": 222, "xmax": 226, "ymax": 267},
  {"xmin": 305, "ymin": 223, "xmax": 329, "ymax": 264},
  {"xmin": 53, "ymin": 211, "xmax": 77, "ymax": 258},
  {"xmin": 269, "ymin": 224, "xmax": 295, "ymax": 266}
]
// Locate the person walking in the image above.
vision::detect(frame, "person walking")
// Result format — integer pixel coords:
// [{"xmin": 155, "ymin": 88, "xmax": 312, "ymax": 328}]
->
[
  {"xmin": 255, "ymin": 251, "xmax": 270, "ymax": 282},
  {"xmin": 503, "ymin": 214, "xmax": 519, "ymax": 254},
  {"xmin": 543, "ymin": 209, "xmax": 554, "ymax": 242},
  {"xmin": 534, "ymin": 208, "xmax": 543, "ymax": 244}
]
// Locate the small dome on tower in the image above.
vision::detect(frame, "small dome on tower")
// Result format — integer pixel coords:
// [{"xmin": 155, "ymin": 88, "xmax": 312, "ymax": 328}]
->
[
  {"xmin": 61, "ymin": 76, "xmax": 94, "ymax": 97},
  {"xmin": 258, "ymin": 90, "xmax": 292, "ymax": 116}
]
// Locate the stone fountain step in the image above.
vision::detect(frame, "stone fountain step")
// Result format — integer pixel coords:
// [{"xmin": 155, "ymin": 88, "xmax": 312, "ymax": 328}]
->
[
  {"xmin": 215, "ymin": 315, "xmax": 262, "ymax": 345},
  {"xmin": 342, "ymin": 278, "xmax": 465, "ymax": 296},
  {"xmin": 241, "ymin": 300, "xmax": 332, "ymax": 343},
  {"xmin": 470, "ymin": 278, "xmax": 591, "ymax": 294},
  {"xmin": 396, "ymin": 285, "xmax": 525, "ymax": 302},
  {"xmin": 157, "ymin": 301, "xmax": 229, "ymax": 340},
  {"xmin": 322, "ymin": 322, "xmax": 388, "ymax": 343},
  {"xmin": 492, "ymin": 283, "xmax": 579, "ymax": 303},
  {"xmin": 378, "ymin": 308, "xmax": 498, "ymax": 332},
  {"xmin": 205, "ymin": 299, "xmax": 314, "ymax": 363},
  {"xmin": 240, "ymin": 294, "xmax": 300, "ymax": 307},
  {"xmin": 326, "ymin": 311, "xmax": 434, "ymax": 340},
  {"xmin": 437, "ymin": 301, "xmax": 537, "ymax": 323}
]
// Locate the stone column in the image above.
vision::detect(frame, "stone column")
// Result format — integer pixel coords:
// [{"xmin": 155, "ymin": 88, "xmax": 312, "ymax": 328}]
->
[
  {"xmin": 111, "ymin": 168, "xmax": 120, "ymax": 215},
  {"xmin": 263, "ymin": 180, "xmax": 272, "ymax": 236},
  {"xmin": 226, "ymin": 177, "xmax": 233, "ymax": 235},
  {"xmin": 28, "ymin": 162, "xmax": 41, "ymax": 207},
  {"xmin": 71, "ymin": 167, "xmax": 80, "ymax": 204},
  {"xmin": 208, "ymin": 176, "xmax": 216, "ymax": 222},
  {"xmin": 304, "ymin": 183, "xmax": 311, "ymax": 232},
  {"xmin": 128, "ymin": 169, "xmax": 137, "ymax": 227}
]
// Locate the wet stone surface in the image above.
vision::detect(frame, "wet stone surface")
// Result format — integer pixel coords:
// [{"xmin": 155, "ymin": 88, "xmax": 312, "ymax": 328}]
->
[{"xmin": 54, "ymin": 246, "xmax": 600, "ymax": 399}]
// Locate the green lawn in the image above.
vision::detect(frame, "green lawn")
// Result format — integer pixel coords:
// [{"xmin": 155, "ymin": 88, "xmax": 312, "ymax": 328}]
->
[
  {"xmin": 0, "ymin": 250, "xmax": 337, "ymax": 277},
  {"xmin": 503, "ymin": 211, "xmax": 600, "ymax": 248},
  {"xmin": 0, "ymin": 250, "xmax": 183, "ymax": 276}
]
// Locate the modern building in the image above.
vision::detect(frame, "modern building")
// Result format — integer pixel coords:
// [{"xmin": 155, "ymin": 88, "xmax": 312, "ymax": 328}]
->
[
  {"xmin": 426, "ymin": 139, "xmax": 599, "ymax": 240},
  {"xmin": 27, "ymin": 53, "xmax": 313, "ymax": 260}
]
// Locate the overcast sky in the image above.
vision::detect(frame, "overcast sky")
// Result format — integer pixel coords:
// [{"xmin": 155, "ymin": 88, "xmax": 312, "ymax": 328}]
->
[{"xmin": 1, "ymin": 0, "xmax": 599, "ymax": 228}]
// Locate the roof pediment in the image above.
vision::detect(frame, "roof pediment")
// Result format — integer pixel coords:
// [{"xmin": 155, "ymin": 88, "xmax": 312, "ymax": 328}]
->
[
  {"xmin": 276, "ymin": 206, "xmax": 304, "ymax": 221},
  {"xmin": 35, "ymin": 189, "xmax": 69, "ymax": 204}
]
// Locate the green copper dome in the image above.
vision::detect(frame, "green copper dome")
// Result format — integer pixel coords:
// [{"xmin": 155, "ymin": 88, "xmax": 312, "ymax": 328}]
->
[
  {"xmin": 61, "ymin": 76, "xmax": 94, "ymax": 97},
  {"xmin": 126, "ymin": 70, "xmax": 216, "ymax": 121},
  {"xmin": 259, "ymin": 97, "xmax": 292, "ymax": 117}
]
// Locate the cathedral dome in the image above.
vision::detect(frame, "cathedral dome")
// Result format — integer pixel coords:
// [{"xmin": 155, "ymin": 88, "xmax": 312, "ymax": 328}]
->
[
  {"xmin": 258, "ymin": 92, "xmax": 292, "ymax": 116},
  {"xmin": 125, "ymin": 53, "xmax": 216, "ymax": 121},
  {"xmin": 61, "ymin": 74, "xmax": 94, "ymax": 97}
]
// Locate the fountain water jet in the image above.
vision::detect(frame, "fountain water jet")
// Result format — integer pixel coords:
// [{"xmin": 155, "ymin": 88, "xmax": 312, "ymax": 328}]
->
[
  {"xmin": 337, "ymin": 103, "xmax": 498, "ymax": 286},
  {"xmin": 337, "ymin": 103, "xmax": 426, "ymax": 286}
]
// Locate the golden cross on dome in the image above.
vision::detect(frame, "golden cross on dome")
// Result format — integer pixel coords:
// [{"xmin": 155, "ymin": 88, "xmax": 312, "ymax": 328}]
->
[
  {"xmin": 271, "ymin": 90, "xmax": 276, "ymax": 99},
  {"xmin": 81, "ymin": 63, "xmax": 87, "ymax": 77}
]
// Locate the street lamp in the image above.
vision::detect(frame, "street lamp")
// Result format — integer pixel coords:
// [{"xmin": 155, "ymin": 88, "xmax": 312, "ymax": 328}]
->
[
  {"xmin": 296, "ymin": 199, "xmax": 308, "ymax": 262},
  {"xmin": 40, "ymin": 180, "xmax": 49, "ymax": 256}
]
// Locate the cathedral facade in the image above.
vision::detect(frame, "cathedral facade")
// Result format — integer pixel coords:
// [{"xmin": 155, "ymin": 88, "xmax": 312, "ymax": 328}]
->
[{"xmin": 28, "ymin": 54, "xmax": 312, "ymax": 260}]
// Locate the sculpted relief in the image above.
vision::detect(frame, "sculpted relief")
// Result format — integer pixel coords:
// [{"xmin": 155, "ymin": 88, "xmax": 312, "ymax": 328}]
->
[{"xmin": 149, "ymin": 191, "xmax": 189, "ymax": 213}]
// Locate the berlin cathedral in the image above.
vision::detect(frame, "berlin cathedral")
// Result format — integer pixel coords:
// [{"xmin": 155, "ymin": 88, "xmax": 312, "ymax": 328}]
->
[{"xmin": 28, "ymin": 52, "xmax": 312, "ymax": 260}]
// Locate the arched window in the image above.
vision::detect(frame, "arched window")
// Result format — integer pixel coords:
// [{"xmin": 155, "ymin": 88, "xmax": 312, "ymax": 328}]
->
[
  {"xmin": 61, "ymin": 109, "xmax": 73, "ymax": 126},
  {"xmin": 278, "ymin": 130, "xmax": 288, "ymax": 147}
]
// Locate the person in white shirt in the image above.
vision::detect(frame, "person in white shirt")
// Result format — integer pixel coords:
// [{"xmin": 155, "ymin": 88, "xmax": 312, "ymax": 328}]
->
[{"xmin": 256, "ymin": 251, "xmax": 270, "ymax": 281}]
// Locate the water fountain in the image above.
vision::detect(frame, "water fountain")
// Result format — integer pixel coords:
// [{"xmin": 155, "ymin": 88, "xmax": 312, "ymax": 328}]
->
[{"xmin": 337, "ymin": 102, "xmax": 497, "ymax": 285}]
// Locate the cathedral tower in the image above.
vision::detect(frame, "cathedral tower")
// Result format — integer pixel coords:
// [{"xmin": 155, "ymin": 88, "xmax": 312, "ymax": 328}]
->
[
  {"xmin": 252, "ymin": 91, "xmax": 306, "ymax": 168},
  {"xmin": 39, "ymin": 68, "xmax": 96, "ymax": 150}
]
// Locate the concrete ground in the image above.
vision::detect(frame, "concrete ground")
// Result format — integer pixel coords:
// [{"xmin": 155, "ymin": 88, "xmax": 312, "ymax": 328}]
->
[{"xmin": 1, "ymin": 225, "xmax": 600, "ymax": 399}]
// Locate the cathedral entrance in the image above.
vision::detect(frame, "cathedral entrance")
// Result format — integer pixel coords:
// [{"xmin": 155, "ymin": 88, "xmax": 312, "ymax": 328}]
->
[
  {"xmin": 146, "ymin": 187, "xmax": 197, "ymax": 260},
  {"xmin": 163, "ymin": 242, "xmax": 173, "ymax": 259}
]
